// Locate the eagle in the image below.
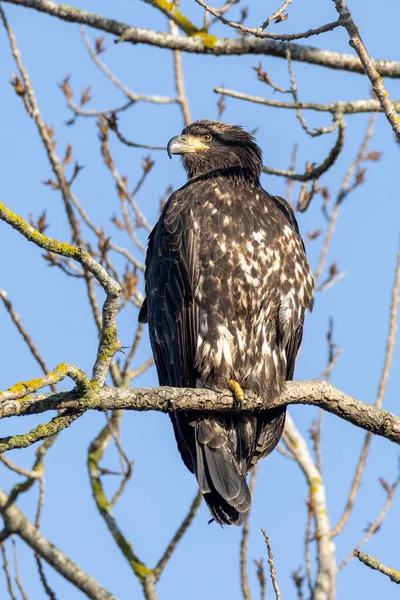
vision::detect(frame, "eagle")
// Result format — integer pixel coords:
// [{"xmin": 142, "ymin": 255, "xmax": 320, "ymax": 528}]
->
[{"xmin": 139, "ymin": 120, "xmax": 313, "ymax": 525}]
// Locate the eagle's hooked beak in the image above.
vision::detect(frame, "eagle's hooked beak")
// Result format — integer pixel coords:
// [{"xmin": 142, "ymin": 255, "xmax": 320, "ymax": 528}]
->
[{"xmin": 167, "ymin": 134, "xmax": 208, "ymax": 159}]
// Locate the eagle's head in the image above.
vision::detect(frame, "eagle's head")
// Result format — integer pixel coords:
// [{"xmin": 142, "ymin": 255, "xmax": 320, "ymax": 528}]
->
[{"xmin": 167, "ymin": 120, "xmax": 262, "ymax": 181}]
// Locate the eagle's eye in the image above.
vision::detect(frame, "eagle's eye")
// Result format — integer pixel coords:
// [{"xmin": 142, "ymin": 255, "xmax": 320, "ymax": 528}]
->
[{"xmin": 200, "ymin": 133, "xmax": 212, "ymax": 143}]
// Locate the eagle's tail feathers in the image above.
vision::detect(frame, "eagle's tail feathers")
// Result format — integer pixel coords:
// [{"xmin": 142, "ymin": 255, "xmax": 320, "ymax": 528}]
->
[
  {"xmin": 203, "ymin": 445, "xmax": 250, "ymax": 509},
  {"xmin": 203, "ymin": 491, "xmax": 244, "ymax": 526},
  {"xmin": 194, "ymin": 421, "xmax": 251, "ymax": 525}
]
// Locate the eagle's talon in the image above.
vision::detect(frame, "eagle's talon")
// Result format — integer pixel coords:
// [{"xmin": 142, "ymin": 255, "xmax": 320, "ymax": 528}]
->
[{"xmin": 228, "ymin": 379, "xmax": 245, "ymax": 412}]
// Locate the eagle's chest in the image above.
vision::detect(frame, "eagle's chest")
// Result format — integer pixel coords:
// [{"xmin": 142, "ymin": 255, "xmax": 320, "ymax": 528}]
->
[{"xmin": 193, "ymin": 192, "xmax": 279, "ymax": 314}]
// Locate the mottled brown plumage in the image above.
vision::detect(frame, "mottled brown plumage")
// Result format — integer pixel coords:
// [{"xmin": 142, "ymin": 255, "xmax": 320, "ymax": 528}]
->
[{"xmin": 139, "ymin": 121, "xmax": 313, "ymax": 525}]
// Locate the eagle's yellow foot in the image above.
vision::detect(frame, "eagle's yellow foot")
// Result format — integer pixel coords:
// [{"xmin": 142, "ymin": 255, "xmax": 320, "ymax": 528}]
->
[{"xmin": 228, "ymin": 379, "xmax": 245, "ymax": 411}]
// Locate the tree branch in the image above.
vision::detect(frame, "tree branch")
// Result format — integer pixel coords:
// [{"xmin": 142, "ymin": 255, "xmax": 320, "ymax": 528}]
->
[
  {"xmin": 333, "ymin": 0, "xmax": 400, "ymax": 142},
  {"xmin": 2, "ymin": 379, "xmax": 400, "ymax": 447},
  {"xmin": 2, "ymin": 0, "xmax": 400, "ymax": 76},
  {"xmin": 0, "ymin": 490, "xmax": 116, "ymax": 600},
  {"xmin": 353, "ymin": 550, "xmax": 400, "ymax": 584}
]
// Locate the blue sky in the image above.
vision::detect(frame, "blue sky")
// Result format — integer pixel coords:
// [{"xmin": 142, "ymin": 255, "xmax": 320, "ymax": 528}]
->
[{"xmin": 1, "ymin": 0, "xmax": 400, "ymax": 598}]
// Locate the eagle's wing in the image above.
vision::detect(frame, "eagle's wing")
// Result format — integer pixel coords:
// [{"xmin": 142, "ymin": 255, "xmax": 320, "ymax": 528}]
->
[
  {"xmin": 139, "ymin": 196, "xmax": 199, "ymax": 388},
  {"xmin": 139, "ymin": 195, "xmax": 200, "ymax": 473},
  {"xmin": 140, "ymin": 194, "xmax": 251, "ymax": 524}
]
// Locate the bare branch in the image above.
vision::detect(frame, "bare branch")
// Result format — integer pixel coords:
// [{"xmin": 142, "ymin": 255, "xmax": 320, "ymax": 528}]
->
[
  {"xmin": 314, "ymin": 114, "xmax": 376, "ymax": 285},
  {"xmin": 2, "ymin": 377, "xmax": 400, "ymax": 450},
  {"xmin": 333, "ymin": 0, "xmax": 400, "ymax": 142},
  {"xmin": 80, "ymin": 26, "xmax": 177, "ymax": 105},
  {"xmin": 263, "ymin": 115, "xmax": 346, "ymax": 181},
  {"xmin": 87, "ymin": 415, "xmax": 156, "ymax": 599},
  {"xmin": 169, "ymin": 20, "xmax": 192, "ymax": 127},
  {"xmin": 353, "ymin": 549, "xmax": 400, "ymax": 584},
  {"xmin": 261, "ymin": 531, "xmax": 282, "ymax": 600},
  {"xmin": 194, "ymin": 0, "xmax": 341, "ymax": 42},
  {"xmin": 283, "ymin": 414, "xmax": 335, "ymax": 600},
  {"xmin": 0, "ymin": 290, "xmax": 55, "ymax": 391},
  {"xmin": 213, "ymin": 88, "xmax": 400, "ymax": 115},
  {"xmin": 2, "ymin": 0, "xmax": 400, "ymax": 76},
  {"xmin": 0, "ymin": 201, "xmax": 122, "ymax": 386},
  {"xmin": 1, "ymin": 542, "xmax": 17, "ymax": 600},
  {"xmin": 11, "ymin": 538, "xmax": 28, "ymax": 600},
  {"xmin": 240, "ymin": 465, "xmax": 258, "ymax": 600},
  {"xmin": 153, "ymin": 490, "xmax": 202, "ymax": 579},
  {"xmin": 0, "ymin": 490, "xmax": 116, "ymax": 600}
]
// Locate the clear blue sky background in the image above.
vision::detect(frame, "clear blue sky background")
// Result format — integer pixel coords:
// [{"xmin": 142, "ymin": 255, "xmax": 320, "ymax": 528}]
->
[{"xmin": 1, "ymin": 1, "xmax": 400, "ymax": 598}]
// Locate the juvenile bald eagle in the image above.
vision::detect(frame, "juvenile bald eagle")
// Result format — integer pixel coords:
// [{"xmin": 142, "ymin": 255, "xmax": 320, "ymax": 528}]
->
[{"xmin": 139, "ymin": 121, "xmax": 313, "ymax": 525}]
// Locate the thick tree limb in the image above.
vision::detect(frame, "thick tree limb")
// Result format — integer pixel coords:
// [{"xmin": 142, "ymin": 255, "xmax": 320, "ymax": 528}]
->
[
  {"xmin": 1, "ymin": 380, "xmax": 400, "ymax": 447},
  {"xmin": 2, "ymin": 0, "xmax": 400, "ymax": 77}
]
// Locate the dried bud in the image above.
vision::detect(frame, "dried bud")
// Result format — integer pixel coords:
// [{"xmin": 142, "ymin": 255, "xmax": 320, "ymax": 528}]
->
[
  {"xmin": 365, "ymin": 151, "xmax": 383, "ymax": 162},
  {"xmin": 111, "ymin": 214, "xmax": 127, "ymax": 231},
  {"xmin": 123, "ymin": 266, "xmax": 139, "ymax": 300},
  {"xmin": 329, "ymin": 263, "xmax": 339, "ymax": 278},
  {"xmin": 10, "ymin": 74, "xmax": 25, "ymax": 96},
  {"xmin": 95, "ymin": 36, "xmax": 106, "ymax": 54},
  {"xmin": 142, "ymin": 156, "xmax": 155, "ymax": 174},
  {"xmin": 29, "ymin": 210, "xmax": 48, "ymax": 233},
  {"xmin": 62, "ymin": 144, "xmax": 73, "ymax": 168},
  {"xmin": 379, "ymin": 478, "xmax": 390, "ymax": 494},
  {"xmin": 306, "ymin": 229, "xmax": 322, "ymax": 241},
  {"xmin": 80, "ymin": 85, "xmax": 92, "ymax": 107},
  {"xmin": 59, "ymin": 75, "xmax": 73, "ymax": 102},
  {"xmin": 274, "ymin": 12, "xmax": 289, "ymax": 23},
  {"xmin": 253, "ymin": 62, "xmax": 271, "ymax": 86},
  {"xmin": 320, "ymin": 186, "xmax": 331, "ymax": 201},
  {"xmin": 42, "ymin": 179, "xmax": 60, "ymax": 191}
]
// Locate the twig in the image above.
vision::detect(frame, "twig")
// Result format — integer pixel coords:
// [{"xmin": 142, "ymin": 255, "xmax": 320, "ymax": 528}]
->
[
  {"xmin": 35, "ymin": 555, "xmax": 58, "ymax": 600},
  {"xmin": 80, "ymin": 26, "xmax": 177, "ymax": 105},
  {"xmin": 108, "ymin": 118, "xmax": 166, "ymax": 151},
  {"xmin": 153, "ymin": 490, "xmax": 203, "ymax": 580},
  {"xmin": 194, "ymin": 0, "xmax": 341, "ymax": 42},
  {"xmin": 339, "ymin": 474, "xmax": 400, "ymax": 570},
  {"xmin": 0, "ymin": 290, "xmax": 55, "ymax": 390},
  {"xmin": 261, "ymin": 0, "xmax": 292, "ymax": 29},
  {"xmin": 214, "ymin": 88, "xmax": 400, "ymax": 115},
  {"xmin": 240, "ymin": 465, "xmax": 258, "ymax": 600},
  {"xmin": 254, "ymin": 558, "xmax": 266, "ymax": 600},
  {"xmin": 1, "ymin": 542, "xmax": 17, "ymax": 600},
  {"xmin": 169, "ymin": 20, "xmax": 192, "ymax": 127},
  {"xmin": 11, "ymin": 537, "xmax": 29, "ymax": 600},
  {"xmin": 261, "ymin": 530, "xmax": 282, "ymax": 600},
  {"xmin": 0, "ymin": 455, "xmax": 43, "ymax": 479},
  {"xmin": 353, "ymin": 549, "xmax": 400, "ymax": 584},
  {"xmin": 263, "ymin": 115, "xmax": 346, "ymax": 181},
  {"xmin": 314, "ymin": 114, "xmax": 376, "ymax": 285}
]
